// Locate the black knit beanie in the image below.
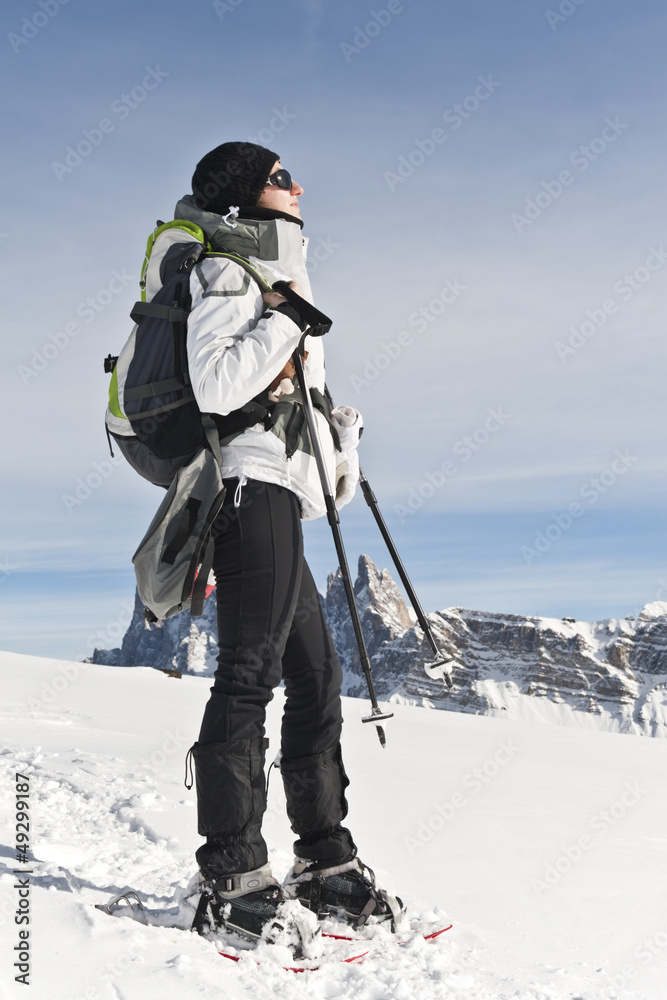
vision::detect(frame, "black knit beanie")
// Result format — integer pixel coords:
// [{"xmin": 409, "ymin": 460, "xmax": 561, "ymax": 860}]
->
[{"xmin": 191, "ymin": 141, "xmax": 279, "ymax": 215}]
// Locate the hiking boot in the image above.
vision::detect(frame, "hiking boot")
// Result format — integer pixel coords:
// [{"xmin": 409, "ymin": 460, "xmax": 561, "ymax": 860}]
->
[
  {"xmin": 191, "ymin": 863, "xmax": 319, "ymax": 954},
  {"xmin": 191, "ymin": 864, "xmax": 282, "ymax": 939},
  {"xmin": 283, "ymin": 857, "xmax": 406, "ymax": 931}
]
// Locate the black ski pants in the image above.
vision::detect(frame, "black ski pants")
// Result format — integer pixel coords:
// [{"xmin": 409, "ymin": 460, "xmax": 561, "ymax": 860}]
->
[{"xmin": 194, "ymin": 478, "xmax": 356, "ymax": 879}]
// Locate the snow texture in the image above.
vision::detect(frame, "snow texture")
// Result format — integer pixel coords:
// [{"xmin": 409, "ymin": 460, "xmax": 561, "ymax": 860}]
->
[{"xmin": 1, "ymin": 651, "xmax": 666, "ymax": 999}]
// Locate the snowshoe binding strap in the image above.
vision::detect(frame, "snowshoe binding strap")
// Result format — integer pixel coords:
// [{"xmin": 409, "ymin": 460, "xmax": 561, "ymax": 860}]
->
[
  {"xmin": 285, "ymin": 857, "xmax": 405, "ymax": 933},
  {"xmin": 207, "ymin": 863, "xmax": 278, "ymax": 899},
  {"xmin": 191, "ymin": 889, "xmax": 214, "ymax": 935}
]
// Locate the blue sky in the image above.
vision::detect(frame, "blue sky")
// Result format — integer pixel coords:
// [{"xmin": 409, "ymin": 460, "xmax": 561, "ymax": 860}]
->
[{"xmin": 1, "ymin": 0, "xmax": 666, "ymax": 659}]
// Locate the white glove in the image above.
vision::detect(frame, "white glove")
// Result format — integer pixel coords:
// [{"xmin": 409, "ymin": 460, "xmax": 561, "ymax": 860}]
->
[
  {"xmin": 330, "ymin": 405, "xmax": 363, "ymax": 508},
  {"xmin": 330, "ymin": 405, "xmax": 363, "ymax": 452}
]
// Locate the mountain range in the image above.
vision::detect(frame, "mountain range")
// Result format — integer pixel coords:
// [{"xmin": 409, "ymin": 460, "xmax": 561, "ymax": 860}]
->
[{"xmin": 89, "ymin": 555, "xmax": 667, "ymax": 737}]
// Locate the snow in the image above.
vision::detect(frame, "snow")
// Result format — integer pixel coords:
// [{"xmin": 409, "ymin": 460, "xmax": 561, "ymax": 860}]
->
[
  {"xmin": 639, "ymin": 603, "xmax": 667, "ymax": 621},
  {"xmin": 1, "ymin": 650, "xmax": 666, "ymax": 1000}
]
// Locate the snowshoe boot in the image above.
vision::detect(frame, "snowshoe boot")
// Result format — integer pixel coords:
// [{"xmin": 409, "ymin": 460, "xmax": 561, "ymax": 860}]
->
[
  {"xmin": 191, "ymin": 863, "xmax": 319, "ymax": 955},
  {"xmin": 283, "ymin": 857, "xmax": 406, "ymax": 931}
]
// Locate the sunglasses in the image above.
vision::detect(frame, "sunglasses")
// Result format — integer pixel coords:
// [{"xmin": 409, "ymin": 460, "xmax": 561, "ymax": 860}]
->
[{"xmin": 265, "ymin": 168, "xmax": 293, "ymax": 190}]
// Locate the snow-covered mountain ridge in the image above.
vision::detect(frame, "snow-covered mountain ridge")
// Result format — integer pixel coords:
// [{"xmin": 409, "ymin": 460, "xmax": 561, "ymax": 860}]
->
[{"xmin": 89, "ymin": 555, "xmax": 667, "ymax": 738}]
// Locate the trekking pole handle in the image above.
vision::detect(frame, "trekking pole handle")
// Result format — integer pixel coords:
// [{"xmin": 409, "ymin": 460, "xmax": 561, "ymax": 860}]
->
[{"xmin": 272, "ymin": 281, "xmax": 333, "ymax": 337}]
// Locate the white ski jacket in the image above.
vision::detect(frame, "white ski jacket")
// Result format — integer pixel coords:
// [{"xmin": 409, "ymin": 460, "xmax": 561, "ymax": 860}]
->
[{"xmin": 175, "ymin": 197, "xmax": 362, "ymax": 520}]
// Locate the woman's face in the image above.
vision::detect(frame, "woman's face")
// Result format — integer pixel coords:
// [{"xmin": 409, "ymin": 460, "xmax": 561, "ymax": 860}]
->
[{"xmin": 257, "ymin": 160, "xmax": 304, "ymax": 220}]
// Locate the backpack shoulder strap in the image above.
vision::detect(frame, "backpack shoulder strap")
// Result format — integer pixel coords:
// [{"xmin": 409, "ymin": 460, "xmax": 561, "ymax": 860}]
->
[
  {"xmin": 205, "ymin": 250, "xmax": 274, "ymax": 293},
  {"xmin": 140, "ymin": 220, "xmax": 207, "ymax": 302}
]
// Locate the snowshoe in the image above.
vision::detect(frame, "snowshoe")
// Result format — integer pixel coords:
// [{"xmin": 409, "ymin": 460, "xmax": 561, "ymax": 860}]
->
[{"xmin": 283, "ymin": 857, "xmax": 406, "ymax": 931}]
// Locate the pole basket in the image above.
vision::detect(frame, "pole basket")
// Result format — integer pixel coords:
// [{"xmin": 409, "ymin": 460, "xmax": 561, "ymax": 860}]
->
[
  {"xmin": 362, "ymin": 710, "xmax": 395, "ymax": 724},
  {"xmin": 424, "ymin": 658, "xmax": 455, "ymax": 688},
  {"xmin": 361, "ymin": 708, "xmax": 395, "ymax": 748}
]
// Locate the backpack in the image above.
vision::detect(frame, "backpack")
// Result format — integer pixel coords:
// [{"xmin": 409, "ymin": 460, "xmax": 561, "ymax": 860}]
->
[
  {"xmin": 103, "ymin": 220, "xmax": 279, "ymax": 621},
  {"xmin": 105, "ymin": 220, "xmax": 275, "ymax": 488},
  {"xmin": 105, "ymin": 220, "xmax": 335, "ymax": 622}
]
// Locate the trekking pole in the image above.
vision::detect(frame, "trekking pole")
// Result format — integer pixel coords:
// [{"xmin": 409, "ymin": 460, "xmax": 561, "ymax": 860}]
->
[
  {"xmin": 291, "ymin": 350, "xmax": 394, "ymax": 747},
  {"xmin": 324, "ymin": 387, "xmax": 455, "ymax": 690}
]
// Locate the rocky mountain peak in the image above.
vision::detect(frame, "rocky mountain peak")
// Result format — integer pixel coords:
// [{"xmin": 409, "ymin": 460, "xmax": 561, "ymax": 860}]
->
[{"xmin": 88, "ymin": 555, "xmax": 667, "ymax": 738}]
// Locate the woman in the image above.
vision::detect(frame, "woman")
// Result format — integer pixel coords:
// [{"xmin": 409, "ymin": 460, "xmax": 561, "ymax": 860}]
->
[{"xmin": 177, "ymin": 142, "xmax": 401, "ymax": 943}]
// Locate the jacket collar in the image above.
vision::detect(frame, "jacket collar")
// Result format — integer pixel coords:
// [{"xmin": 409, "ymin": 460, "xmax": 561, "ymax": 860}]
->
[{"xmin": 174, "ymin": 194, "xmax": 313, "ymax": 301}]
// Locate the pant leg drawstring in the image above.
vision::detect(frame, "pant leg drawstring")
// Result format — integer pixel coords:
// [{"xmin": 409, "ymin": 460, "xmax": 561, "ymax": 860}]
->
[
  {"xmin": 234, "ymin": 475, "xmax": 248, "ymax": 509},
  {"xmin": 265, "ymin": 750, "xmax": 282, "ymax": 795},
  {"xmin": 184, "ymin": 743, "xmax": 197, "ymax": 790}
]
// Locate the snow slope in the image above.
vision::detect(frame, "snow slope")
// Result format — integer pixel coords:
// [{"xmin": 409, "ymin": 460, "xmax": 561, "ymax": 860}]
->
[{"xmin": 1, "ymin": 650, "xmax": 666, "ymax": 1000}]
